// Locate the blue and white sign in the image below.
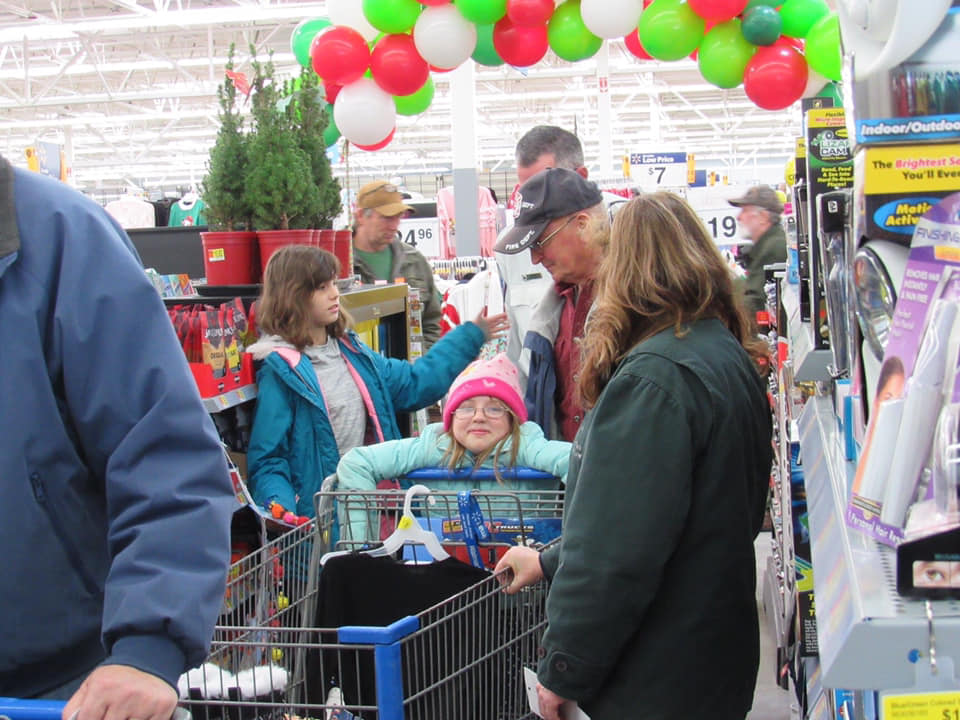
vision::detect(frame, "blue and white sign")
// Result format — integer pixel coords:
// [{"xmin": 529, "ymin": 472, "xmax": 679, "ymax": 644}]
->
[{"xmin": 630, "ymin": 151, "xmax": 689, "ymax": 189}]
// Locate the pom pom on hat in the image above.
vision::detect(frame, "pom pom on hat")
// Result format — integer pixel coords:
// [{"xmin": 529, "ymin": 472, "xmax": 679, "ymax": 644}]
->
[{"xmin": 442, "ymin": 354, "xmax": 527, "ymax": 431}]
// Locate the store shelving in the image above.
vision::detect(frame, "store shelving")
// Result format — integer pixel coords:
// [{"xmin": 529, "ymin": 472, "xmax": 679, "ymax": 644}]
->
[
  {"xmin": 781, "ymin": 281, "xmax": 833, "ymax": 384},
  {"xmin": 203, "ymin": 385, "xmax": 258, "ymax": 414},
  {"xmin": 799, "ymin": 394, "xmax": 960, "ymax": 690}
]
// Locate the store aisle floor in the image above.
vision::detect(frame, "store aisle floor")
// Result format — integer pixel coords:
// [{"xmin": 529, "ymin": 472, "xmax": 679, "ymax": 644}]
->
[{"xmin": 748, "ymin": 533, "xmax": 794, "ymax": 720}]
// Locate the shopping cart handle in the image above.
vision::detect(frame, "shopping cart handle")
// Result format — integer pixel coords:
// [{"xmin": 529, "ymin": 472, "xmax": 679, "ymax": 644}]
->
[
  {"xmin": 0, "ymin": 701, "xmax": 190, "ymax": 720},
  {"xmin": 403, "ymin": 467, "xmax": 557, "ymax": 482},
  {"xmin": 0, "ymin": 698, "xmax": 65, "ymax": 720}
]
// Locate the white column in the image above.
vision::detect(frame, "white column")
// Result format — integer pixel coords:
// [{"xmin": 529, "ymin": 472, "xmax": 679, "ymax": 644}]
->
[
  {"xmin": 449, "ymin": 61, "xmax": 480, "ymax": 257},
  {"xmin": 596, "ymin": 43, "xmax": 613, "ymax": 177}
]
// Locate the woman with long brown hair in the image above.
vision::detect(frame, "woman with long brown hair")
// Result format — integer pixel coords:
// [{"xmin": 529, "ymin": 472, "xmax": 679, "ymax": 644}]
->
[{"xmin": 497, "ymin": 192, "xmax": 773, "ymax": 720}]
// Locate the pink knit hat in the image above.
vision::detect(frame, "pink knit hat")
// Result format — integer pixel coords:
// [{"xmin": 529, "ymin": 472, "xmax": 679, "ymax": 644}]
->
[{"xmin": 442, "ymin": 354, "xmax": 528, "ymax": 431}]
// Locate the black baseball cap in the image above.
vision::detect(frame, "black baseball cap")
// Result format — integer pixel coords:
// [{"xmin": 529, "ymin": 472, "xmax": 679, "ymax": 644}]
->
[{"xmin": 494, "ymin": 168, "xmax": 603, "ymax": 254}]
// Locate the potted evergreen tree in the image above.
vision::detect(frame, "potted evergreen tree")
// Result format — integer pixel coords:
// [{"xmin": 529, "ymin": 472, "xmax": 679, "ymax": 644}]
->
[
  {"xmin": 200, "ymin": 43, "xmax": 259, "ymax": 285},
  {"xmin": 244, "ymin": 47, "xmax": 318, "ymax": 273}
]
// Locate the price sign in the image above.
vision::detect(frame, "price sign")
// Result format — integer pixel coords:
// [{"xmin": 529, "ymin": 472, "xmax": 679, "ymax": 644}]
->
[
  {"xmin": 397, "ymin": 217, "xmax": 439, "ymax": 258},
  {"xmin": 630, "ymin": 151, "xmax": 689, "ymax": 189},
  {"xmin": 696, "ymin": 207, "xmax": 743, "ymax": 245},
  {"xmin": 882, "ymin": 691, "xmax": 960, "ymax": 720}
]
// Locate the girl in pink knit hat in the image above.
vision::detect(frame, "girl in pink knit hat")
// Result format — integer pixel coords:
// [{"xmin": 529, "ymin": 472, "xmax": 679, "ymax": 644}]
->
[{"xmin": 336, "ymin": 353, "xmax": 571, "ymax": 544}]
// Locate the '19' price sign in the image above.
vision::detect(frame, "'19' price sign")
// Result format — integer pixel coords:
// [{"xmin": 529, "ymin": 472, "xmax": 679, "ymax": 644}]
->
[
  {"xmin": 397, "ymin": 217, "xmax": 439, "ymax": 258},
  {"xmin": 881, "ymin": 691, "xmax": 960, "ymax": 720},
  {"xmin": 695, "ymin": 207, "xmax": 743, "ymax": 246}
]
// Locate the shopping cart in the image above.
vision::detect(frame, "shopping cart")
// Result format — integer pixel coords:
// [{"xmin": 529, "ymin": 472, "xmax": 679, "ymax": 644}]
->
[
  {"xmin": 0, "ymin": 701, "xmax": 191, "ymax": 720},
  {"xmin": 180, "ymin": 473, "xmax": 562, "ymax": 720}
]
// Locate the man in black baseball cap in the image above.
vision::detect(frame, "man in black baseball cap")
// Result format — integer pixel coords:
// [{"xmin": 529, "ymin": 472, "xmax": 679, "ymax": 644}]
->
[
  {"xmin": 728, "ymin": 184, "xmax": 787, "ymax": 317},
  {"xmin": 494, "ymin": 167, "xmax": 607, "ymax": 442}
]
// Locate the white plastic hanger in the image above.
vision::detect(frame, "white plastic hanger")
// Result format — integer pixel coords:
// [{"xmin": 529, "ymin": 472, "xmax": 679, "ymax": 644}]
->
[{"xmin": 320, "ymin": 484, "xmax": 448, "ymax": 566}]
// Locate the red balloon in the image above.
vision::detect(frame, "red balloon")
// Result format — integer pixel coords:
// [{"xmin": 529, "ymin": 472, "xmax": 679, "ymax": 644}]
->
[
  {"xmin": 354, "ymin": 127, "xmax": 396, "ymax": 151},
  {"xmin": 506, "ymin": 0, "xmax": 554, "ymax": 27},
  {"xmin": 323, "ymin": 82, "xmax": 342, "ymax": 104},
  {"xmin": 429, "ymin": 64, "xmax": 456, "ymax": 73},
  {"xmin": 688, "ymin": 0, "xmax": 748, "ymax": 22},
  {"xmin": 624, "ymin": 28, "xmax": 652, "ymax": 60},
  {"xmin": 492, "ymin": 16, "xmax": 548, "ymax": 67},
  {"xmin": 743, "ymin": 43, "xmax": 809, "ymax": 110},
  {"xmin": 310, "ymin": 26, "xmax": 370, "ymax": 86},
  {"xmin": 420, "ymin": 0, "xmax": 451, "ymax": 4},
  {"xmin": 370, "ymin": 34, "xmax": 430, "ymax": 97}
]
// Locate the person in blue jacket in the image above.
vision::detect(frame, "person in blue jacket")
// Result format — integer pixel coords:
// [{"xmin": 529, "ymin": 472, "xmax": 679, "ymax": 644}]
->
[
  {"xmin": 246, "ymin": 245, "xmax": 507, "ymax": 519},
  {"xmin": 336, "ymin": 353, "xmax": 571, "ymax": 543},
  {"xmin": 0, "ymin": 155, "xmax": 235, "ymax": 717}
]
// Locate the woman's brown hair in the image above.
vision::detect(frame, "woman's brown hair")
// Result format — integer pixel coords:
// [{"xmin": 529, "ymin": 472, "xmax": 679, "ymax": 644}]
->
[
  {"xmin": 578, "ymin": 192, "xmax": 769, "ymax": 407},
  {"xmin": 257, "ymin": 245, "xmax": 353, "ymax": 349}
]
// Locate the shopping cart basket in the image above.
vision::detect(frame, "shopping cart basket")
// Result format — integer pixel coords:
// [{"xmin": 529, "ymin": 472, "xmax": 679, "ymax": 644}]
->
[
  {"xmin": 180, "ymin": 480, "xmax": 561, "ymax": 720},
  {"xmin": 0, "ymin": 700, "xmax": 191, "ymax": 720}
]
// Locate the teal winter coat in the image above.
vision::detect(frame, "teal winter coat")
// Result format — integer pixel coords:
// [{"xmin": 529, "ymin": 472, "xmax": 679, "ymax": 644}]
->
[{"xmin": 246, "ymin": 322, "xmax": 485, "ymax": 517}]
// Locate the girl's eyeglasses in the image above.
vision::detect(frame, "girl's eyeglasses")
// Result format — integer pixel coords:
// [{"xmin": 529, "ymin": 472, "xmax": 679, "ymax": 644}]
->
[{"xmin": 453, "ymin": 405, "xmax": 508, "ymax": 419}]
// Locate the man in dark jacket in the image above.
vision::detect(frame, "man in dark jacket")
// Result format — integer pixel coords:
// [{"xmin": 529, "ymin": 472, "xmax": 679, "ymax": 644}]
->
[
  {"xmin": 352, "ymin": 179, "xmax": 442, "ymax": 349},
  {"xmin": 0, "ymin": 154, "xmax": 235, "ymax": 718},
  {"xmin": 729, "ymin": 184, "xmax": 787, "ymax": 317}
]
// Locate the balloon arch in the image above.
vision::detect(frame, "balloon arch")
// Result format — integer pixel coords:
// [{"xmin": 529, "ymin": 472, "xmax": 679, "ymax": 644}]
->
[{"xmin": 288, "ymin": 0, "xmax": 841, "ymax": 150}]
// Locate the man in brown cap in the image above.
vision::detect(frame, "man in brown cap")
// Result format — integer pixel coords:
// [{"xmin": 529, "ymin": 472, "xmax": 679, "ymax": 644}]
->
[
  {"xmin": 728, "ymin": 185, "xmax": 787, "ymax": 317},
  {"xmin": 353, "ymin": 180, "xmax": 441, "ymax": 348}
]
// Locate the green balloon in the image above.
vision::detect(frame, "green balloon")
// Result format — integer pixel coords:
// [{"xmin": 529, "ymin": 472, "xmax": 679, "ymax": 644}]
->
[
  {"xmin": 638, "ymin": 0, "xmax": 705, "ymax": 62},
  {"xmin": 362, "ymin": 0, "xmax": 421, "ymax": 34},
  {"xmin": 547, "ymin": 0, "xmax": 602, "ymax": 62},
  {"xmin": 741, "ymin": 5, "xmax": 782, "ymax": 46},
  {"xmin": 455, "ymin": 0, "xmax": 507, "ymax": 26},
  {"xmin": 698, "ymin": 19, "xmax": 756, "ymax": 89},
  {"xmin": 472, "ymin": 23, "xmax": 505, "ymax": 66},
  {"xmin": 805, "ymin": 12, "xmax": 841, "ymax": 81},
  {"xmin": 779, "ymin": 0, "xmax": 830, "ymax": 38},
  {"xmin": 745, "ymin": 0, "xmax": 779, "ymax": 7},
  {"xmin": 291, "ymin": 17, "xmax": 331, "ymax": 68},
  {"xmin": 395, "ymin": 77, "xmax": 435, "ymax": 115},
  {"xmin": 322, "ymin": 106, "xmax": 340, "ymax": 148}
]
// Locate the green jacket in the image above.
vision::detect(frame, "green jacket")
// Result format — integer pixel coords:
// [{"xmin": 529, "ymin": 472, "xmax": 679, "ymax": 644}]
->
[
  {"xmin": 740, "ymin": 222, "xmax": 787, "ymax": 315},
  {"xmin": 353, "ymin": 238, "xmax": 442, "ymax": 349},
  {"xmin": 537, "ymin": 318, "xmax": 772, "ymax": 719}
]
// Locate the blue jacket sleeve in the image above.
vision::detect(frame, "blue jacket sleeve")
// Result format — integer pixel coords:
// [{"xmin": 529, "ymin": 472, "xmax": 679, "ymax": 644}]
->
[
  {"xmin": 377, "ymin": 322, "xmax": 485, "ymax": 411},
  {"xmin": 54, "ymin": 204, "xmax": 234, "ymax": 689},
  {"xmin": 336, "ymin": 425, "xmax": 445, "ymax": 542},
  {"xmin": 246, "ymin": 362, "xmax": 299, "ymax": 513}
]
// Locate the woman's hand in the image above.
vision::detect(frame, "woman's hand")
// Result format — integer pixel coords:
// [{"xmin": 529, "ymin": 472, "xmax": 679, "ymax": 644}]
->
[
  {"xmin": 471, "ymin": 311, "xmax": 509, "ymax": 341},
  {"xmin": 494, "ymin": 546, "xmax": 543, "ymax": 594},
  {"xmin": 537, "ymin": 683, "xmax": 574, "ymax": 720}
]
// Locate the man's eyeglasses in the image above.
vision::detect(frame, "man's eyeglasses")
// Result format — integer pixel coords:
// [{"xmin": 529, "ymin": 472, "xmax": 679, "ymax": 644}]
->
[
  {"xmin": 533, "ymin": 214, "xmax": 577, "ymax": 251},
  {"xmin": 359, "ymin": 182, "xmax": 398, "ymax": 200},
  {"xmin": 453, "ymin": 405, "xmax": 508, "ymax": 419}
]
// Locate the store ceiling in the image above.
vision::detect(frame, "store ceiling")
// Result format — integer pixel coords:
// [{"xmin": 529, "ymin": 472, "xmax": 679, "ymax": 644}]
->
[{"xmin": 0, "ymin": 0, "xmax": 802, "ymax": 198}]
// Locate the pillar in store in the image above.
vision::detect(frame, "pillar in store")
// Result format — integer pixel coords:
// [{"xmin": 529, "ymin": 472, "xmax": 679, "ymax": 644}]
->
[
  {"xmin": 596, "ymin": 44, "xmax": 613, "ymax": 177},
  {"xmin": 449, "ymin": 61, "xmax": 480, "ymax": 257}
]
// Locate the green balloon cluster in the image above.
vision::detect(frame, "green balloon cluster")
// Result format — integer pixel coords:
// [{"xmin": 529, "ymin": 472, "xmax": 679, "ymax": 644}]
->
[
  {"xmin": 455, "ymin": 0, "xmax": 507, "ymax": 25},
  {"xmin": 291, "ymin": 18, "xmax": 331, "ymax": 68},
  {"xmin": 362, "ymin": 0, "xmax": 421, "ymax": 34},
  {"xmin": 698, "ymin": 19, "xmax": 756, "ymax": 89},
  {"xmin": 395, "ymin": 77, "xmax": 435, "ymax": 116},
  {"xmin": 548, "ymin": 0, "xmax": 602, "ymax": 62},
  {"xmin": 472, "ymin": 23, "xmax": 505, "ymax": 66},
  {"xmin": 638, "ymin": 0, "xmax": 705, "ymax": 62}
]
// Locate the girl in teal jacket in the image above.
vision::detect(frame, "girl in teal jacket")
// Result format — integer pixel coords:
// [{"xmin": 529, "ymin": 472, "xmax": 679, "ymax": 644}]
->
[
  {"xmin": 336, "ymin": 353, "xmax": 571, "ymax": 543},
  {"xmin": 246, "ymin": 245, "xmax": 506, "ymax": 519}
]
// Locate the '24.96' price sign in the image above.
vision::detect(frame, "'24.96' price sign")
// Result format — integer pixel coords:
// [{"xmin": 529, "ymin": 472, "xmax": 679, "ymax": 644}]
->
[{"xmin": 397, "ymin": 217, "xmax": 439, "ymax": 258}]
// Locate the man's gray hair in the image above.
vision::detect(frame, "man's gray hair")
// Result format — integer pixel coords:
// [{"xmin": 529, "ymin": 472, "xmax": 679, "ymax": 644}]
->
[{"xmin": 516, "ymin": 126, "xmax": 584, "ymax": 171}]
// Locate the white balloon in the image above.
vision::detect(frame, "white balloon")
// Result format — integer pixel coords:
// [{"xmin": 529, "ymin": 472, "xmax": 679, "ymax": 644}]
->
[
  {"xmin": 802, "ymin": 68, "xmax": 830, "ymax": 98},
  {"xmin": 580, "ymin": 0, "xmax": 644, "ymax": 40},
  {"xmin": 334, "ymin": 77, "xmax": 397, "ymax": 146},
  {"xmin": 413, "ymin": 5, "xmax": 478, "ymax": 70},
  {"xmin": 327, "ymin": 0, "xmax": 378, "ymax": 42}
]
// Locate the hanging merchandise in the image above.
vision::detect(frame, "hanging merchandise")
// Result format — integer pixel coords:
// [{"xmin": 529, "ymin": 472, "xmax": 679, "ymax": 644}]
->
[{"xmin": 169, "ymin": 192, "xmax": 208, "ymax": 227}]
